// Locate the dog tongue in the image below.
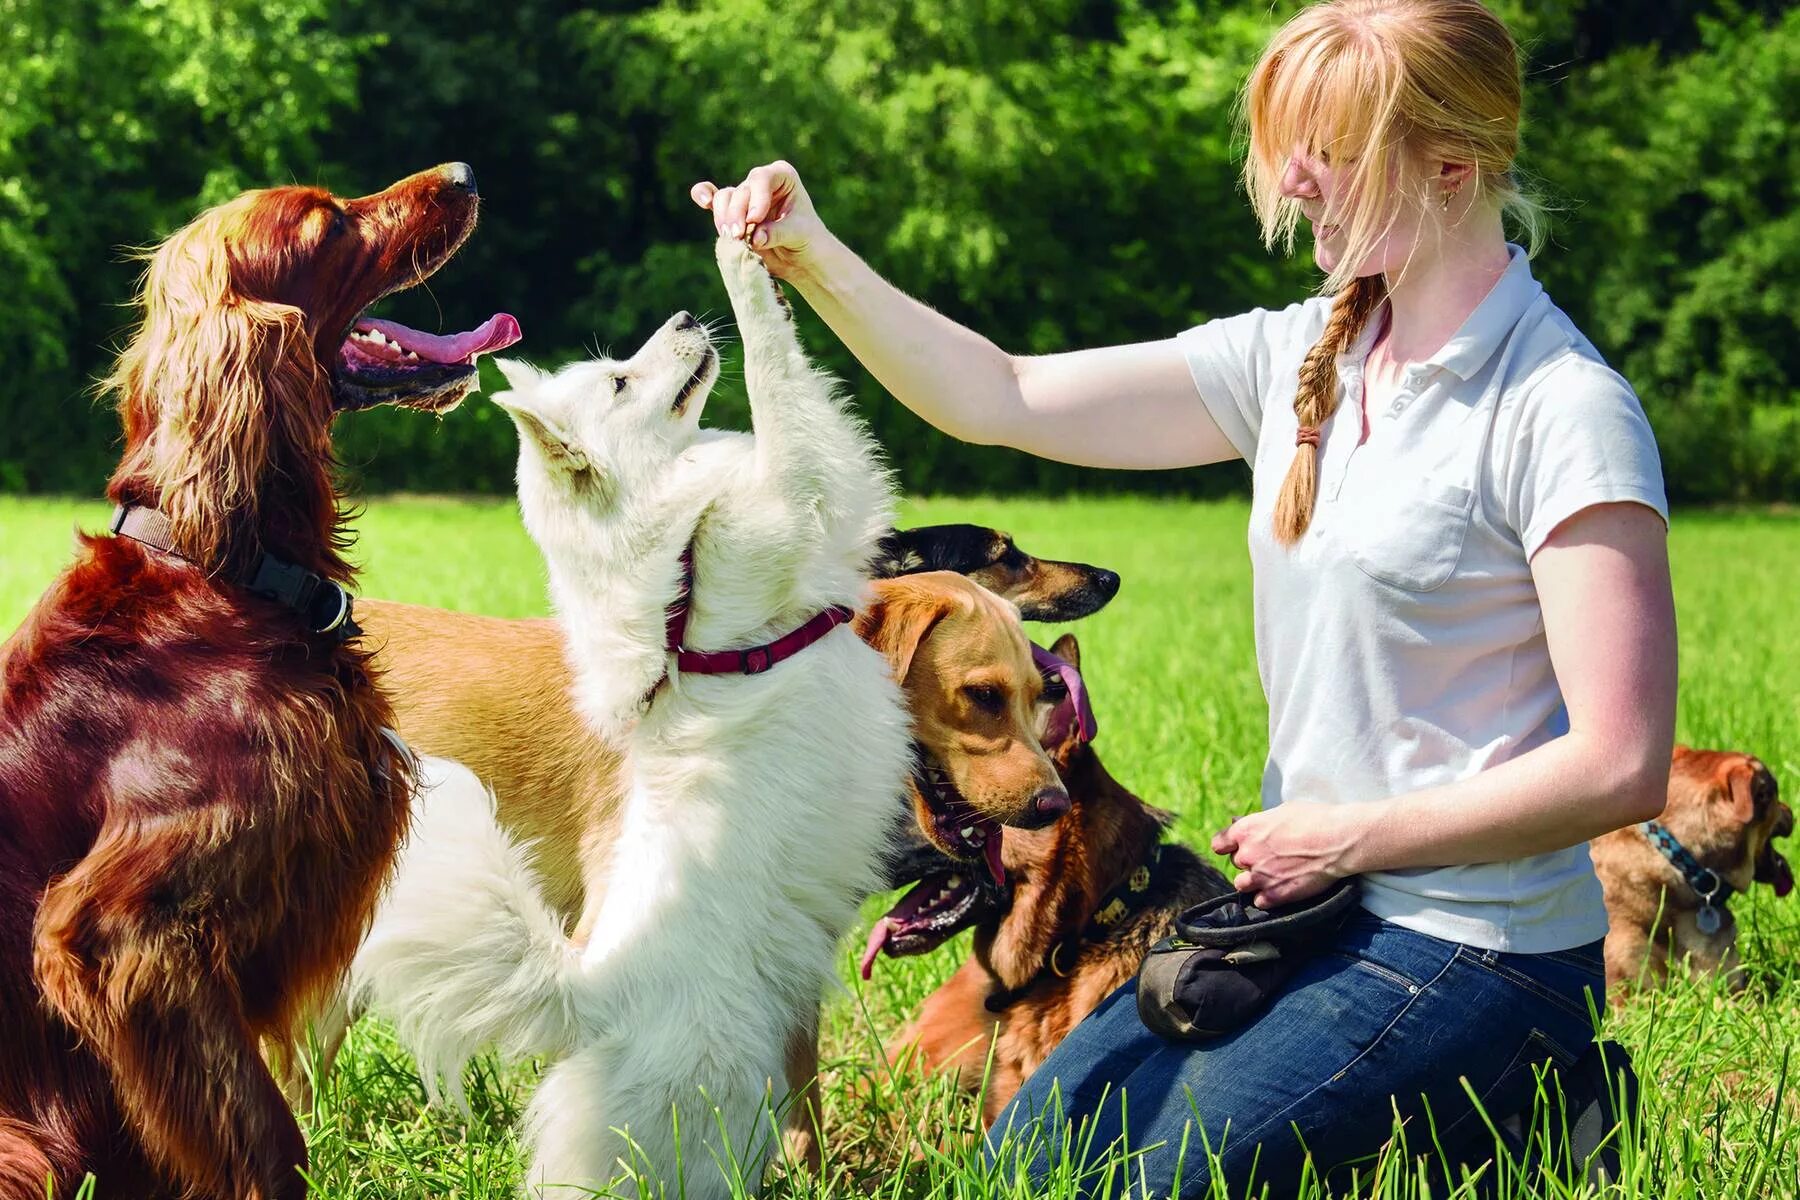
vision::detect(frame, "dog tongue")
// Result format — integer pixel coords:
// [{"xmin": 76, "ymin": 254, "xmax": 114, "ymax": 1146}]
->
[
  {"xmin": 358, "ymin": 313, "xmax": 522, "ymax": 364},
  {"xmin": 859, "ymin": 919, "xmax": 893, "ymax": 980},
  {"xmin": 984, "ymin": 830, "xmax": 1006, "ymax": 889}
]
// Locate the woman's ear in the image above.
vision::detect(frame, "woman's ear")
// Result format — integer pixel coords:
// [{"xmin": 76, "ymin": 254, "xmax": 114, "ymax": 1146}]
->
[{"xmin": 1438, "ymin": 160, "xmax": 1477, "ymax": 197}]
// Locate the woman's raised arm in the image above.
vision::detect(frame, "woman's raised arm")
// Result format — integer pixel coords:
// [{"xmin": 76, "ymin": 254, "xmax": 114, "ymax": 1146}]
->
[{"xmin": 694, "ymin": 161, "xmax": 1240, "ymax": 470}]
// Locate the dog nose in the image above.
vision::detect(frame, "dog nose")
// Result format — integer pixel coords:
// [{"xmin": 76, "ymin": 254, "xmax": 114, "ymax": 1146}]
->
[
  {"xmin": 1094, "ymin": 570, "xmax": 1121, "ymax": 599},
  {"xmin": 674, "ymin": 312, "xmax": 700, "ymax": 331},
  {"xmin": 442, "ymin": 162, "xmax": 477, "ymax": 195},
  {"xmin": 1013, "ymin": 787, "xmax": 1070, "ymax": 830}
]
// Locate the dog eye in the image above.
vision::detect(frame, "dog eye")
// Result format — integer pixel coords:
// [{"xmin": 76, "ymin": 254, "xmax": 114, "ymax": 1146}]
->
[
  {"xmin": 326, "ymin": 210, "xmax": 348, "ymax": 239},
  {"xmin": 964, "ymin": 684, "xmax": 1005, "ymax": 714},
  {"xmin": 611, "ymin": 375, "xmax": 627, "ymax": 395}
]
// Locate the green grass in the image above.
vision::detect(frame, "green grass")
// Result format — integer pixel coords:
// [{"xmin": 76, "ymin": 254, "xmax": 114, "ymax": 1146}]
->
[{"xmin": 2, "ymin": 494, "xmax": 1798, "ymax": 1198}]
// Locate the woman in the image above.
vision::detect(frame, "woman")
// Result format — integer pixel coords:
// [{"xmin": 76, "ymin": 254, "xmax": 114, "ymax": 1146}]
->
[{"xmin": 695, "ymin": 0, "xmax": 1674, "ymax": 1193}]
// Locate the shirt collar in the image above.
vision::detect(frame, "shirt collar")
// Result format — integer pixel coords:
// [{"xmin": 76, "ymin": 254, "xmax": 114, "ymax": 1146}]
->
[
  {"xmin": 1334, "ymin": 243, "xmax": 1542, "ymax": 383},
  {"xmin": 1424, "ymin": 243, "xmax": 1543, "ymax": 381}
]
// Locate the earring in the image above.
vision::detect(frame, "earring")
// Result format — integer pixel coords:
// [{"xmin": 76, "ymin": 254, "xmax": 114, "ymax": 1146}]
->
[{"xmin": 1441, "ymin": 185, "xmax": 1460, "ymax": 212}]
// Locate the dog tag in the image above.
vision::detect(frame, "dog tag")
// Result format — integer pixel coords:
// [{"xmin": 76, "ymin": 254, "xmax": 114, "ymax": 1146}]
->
[{"xmin": 1696, "ymin": 905, "xmax": 1722, "ymax": 936}]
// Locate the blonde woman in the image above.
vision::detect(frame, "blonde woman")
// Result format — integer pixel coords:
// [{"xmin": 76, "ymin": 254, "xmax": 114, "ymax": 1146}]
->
[{"xmin": 697, "ymin": 0, "xmax": 1673, "ymax": 1191}]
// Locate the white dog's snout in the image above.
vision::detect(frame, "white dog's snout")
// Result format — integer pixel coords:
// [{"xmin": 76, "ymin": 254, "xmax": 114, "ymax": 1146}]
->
[{"xmin": 646, "ymin": 310, "xmax": 714, "ymax": 363}]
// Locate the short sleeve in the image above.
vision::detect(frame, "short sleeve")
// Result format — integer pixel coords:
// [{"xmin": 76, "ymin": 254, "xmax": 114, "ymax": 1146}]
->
[
  {"xmin": 1177, "ymin": 301, "xmax": 1319, "ymax": 461},
  {"xmin": 1506, "ymin": 357, "xmax": 1670, "ymax": 559}
]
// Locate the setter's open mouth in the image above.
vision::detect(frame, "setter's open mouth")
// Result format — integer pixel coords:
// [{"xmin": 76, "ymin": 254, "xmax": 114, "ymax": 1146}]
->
[{"xmin": 334, "ymin": 311, "xmax": 521, "ymax": 414}]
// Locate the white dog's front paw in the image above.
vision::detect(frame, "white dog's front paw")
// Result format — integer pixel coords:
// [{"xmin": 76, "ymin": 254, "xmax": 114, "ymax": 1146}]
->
[{"xmin": 715, "ymin": 236, "xmax": 792, "ymax": 323}]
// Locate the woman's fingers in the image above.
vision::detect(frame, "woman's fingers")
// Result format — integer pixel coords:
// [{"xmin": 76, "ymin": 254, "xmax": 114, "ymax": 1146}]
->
[
  {"xmin": 1212, "ymin": 809, "xmax": 1257, "ymax": 855},
  {"xmin": 690, "ymin": 181, "xmax": 718, "ymax": 210},
  {"xmin": 744, "ymin": 161, "xmax": 796, "ymax": 227},
  {"xmin": 709, "ymin": 186, "xmax": 739, "ymax": 236}
]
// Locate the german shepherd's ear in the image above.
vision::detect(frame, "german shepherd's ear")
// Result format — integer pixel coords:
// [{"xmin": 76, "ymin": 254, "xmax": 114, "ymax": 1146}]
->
[{"xmin": 856, "ymin": 578, "xmax": 956, "ymax": 685}]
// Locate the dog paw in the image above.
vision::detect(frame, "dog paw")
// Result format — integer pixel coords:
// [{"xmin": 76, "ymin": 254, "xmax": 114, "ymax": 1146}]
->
[{"xmin": 716, "ymin": 236, "xmax": 792, "ymax": 323}]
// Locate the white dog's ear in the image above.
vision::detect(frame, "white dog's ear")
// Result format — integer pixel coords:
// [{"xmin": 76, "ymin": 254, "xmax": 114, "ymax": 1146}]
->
[
  {"xmin": 493, "ymin": 357, "xmax": 546, "ymax": 394},
  {"xmin": 491, "ymin": 392, "xmax": 591, "ymax": 476}
]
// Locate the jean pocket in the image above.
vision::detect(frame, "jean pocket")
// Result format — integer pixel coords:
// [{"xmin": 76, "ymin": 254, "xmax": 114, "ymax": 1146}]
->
[
  {"xmin": 1539, "ymin": 939, "xmax": 1607, "ymax": 973},
  {"xmin": 1325, "ymin": 950, "xmax": 1424, "ymax": 995},
  {"xmin": 1343, "ymin": 480, "xmax": 1474, "ymax": 592},
  {"xmin": 1458, "ymin": 946, "xmax": 1603, "ymax": 1026},
  {"xmin": 1437, "ymin": 1026, "xmax": 1586, "ymax": 1151}
]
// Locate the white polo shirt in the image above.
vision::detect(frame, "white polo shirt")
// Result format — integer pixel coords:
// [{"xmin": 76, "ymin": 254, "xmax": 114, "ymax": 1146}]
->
[{"xmin": 1179, "ymin": 246, "xmax": 1668, "ymax": 953}]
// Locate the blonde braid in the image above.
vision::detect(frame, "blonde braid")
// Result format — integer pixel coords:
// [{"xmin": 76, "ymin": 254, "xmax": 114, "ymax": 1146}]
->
[{"xmin": 1271, "ymin": 274, "xmax": 1388, "ymax": 546}]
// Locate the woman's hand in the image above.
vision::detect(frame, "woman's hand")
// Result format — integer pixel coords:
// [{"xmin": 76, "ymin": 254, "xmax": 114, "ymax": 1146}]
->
[
  {"xmin": 690, "ymin": 160, "xmax": 829, "ymax": 281},
  {"xmin": 1211, "ymin": 802, "xmax": 1371, "ymax": 909}
]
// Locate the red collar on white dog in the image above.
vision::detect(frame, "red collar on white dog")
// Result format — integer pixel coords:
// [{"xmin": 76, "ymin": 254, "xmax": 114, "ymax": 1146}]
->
[{"xmin": 656, "ymin": 542, "xmax": 852, "ymax": 684}]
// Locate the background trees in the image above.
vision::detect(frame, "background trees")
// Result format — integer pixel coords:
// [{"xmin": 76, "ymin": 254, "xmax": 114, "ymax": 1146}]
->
[{"xmin": 3, "ymin": 0, "xmax": 1791, "ymax": 500}]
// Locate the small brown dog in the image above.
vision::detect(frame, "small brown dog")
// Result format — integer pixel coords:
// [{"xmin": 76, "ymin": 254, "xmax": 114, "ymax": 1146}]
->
[
  {"xmin": 1592, "ymin": 745, "xmax": 1792, "ymax": 996},
  {"xmin": 881, "ymin": 634, "xmax": 1233, "ymax": 1123}
]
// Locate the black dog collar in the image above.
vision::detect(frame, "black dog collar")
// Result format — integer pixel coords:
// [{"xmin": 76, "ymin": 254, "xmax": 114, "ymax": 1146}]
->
[{"xmin": 110, "ymin": 504, "xmax": 359, "ymax": 642}]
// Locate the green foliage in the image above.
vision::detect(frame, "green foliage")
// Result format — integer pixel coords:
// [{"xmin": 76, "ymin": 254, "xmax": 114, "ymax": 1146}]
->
[
  {"xmin": 1529, "ymin": 6, "xmax": 1800, "ymax": 503},
  {"xmin": 1, "ymin": 1, "xmax": 1795, "ymax": 500},
  {"xmin": 0, "ymin": 0, "xmax": 366, "ymax": 492}
]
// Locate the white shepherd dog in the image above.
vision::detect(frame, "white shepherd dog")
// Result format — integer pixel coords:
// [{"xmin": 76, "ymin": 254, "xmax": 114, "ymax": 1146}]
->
[{"xmin": 351, "ymin": 237, "xmax": 911, "ymax": 1198}]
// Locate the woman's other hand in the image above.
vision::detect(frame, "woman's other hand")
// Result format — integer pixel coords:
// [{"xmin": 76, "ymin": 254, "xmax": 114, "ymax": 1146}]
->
[
  {"xmin": 1211, "ymin": 803, "xmax": 1370, "ymax": 909},
  {"xmin": 691, "ymin": 160, "xmax": 827, "ymax": 281}
]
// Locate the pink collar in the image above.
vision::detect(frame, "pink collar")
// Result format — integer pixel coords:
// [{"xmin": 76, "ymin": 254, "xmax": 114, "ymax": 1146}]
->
[
  {"xmin": 1031, "ymin": 641, "xmax": 1097, "ymax": 746},
  {"xmin": 659, "ymin": 543, "xmax": 852, "ymax": 683}
]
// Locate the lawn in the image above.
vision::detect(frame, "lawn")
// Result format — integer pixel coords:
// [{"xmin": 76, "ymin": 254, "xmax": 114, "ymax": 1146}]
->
[{"xmin": 1, "ymin": 493, "xmax": 1797, "ymax": 1198}]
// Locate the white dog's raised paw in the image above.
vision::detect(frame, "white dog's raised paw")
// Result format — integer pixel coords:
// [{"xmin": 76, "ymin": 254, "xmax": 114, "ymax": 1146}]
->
[{"xmin": 715, "ymin": 236, "xmax": 791, "ymax": 322}]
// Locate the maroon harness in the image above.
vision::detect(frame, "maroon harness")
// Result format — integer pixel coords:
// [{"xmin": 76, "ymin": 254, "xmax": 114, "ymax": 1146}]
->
[{"xmin": 650, "ymin": 542, "xmax": 853, "ymax": 698}]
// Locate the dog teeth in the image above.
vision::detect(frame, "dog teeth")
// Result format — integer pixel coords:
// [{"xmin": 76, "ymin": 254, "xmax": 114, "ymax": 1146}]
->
[
  {"xmin": 946, "ymin": 875, "xmax": 962, "ymax": 889},
  {"xmin": 405, "ymin": 350, "xmax": 419, "ymax": 360},
  {"xmin": 959, "ymin": 826, "xmax": 977, "ymax": 841}
]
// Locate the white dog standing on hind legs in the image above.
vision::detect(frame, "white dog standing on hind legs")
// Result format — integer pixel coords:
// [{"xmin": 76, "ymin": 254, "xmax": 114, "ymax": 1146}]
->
[{"xmin": 351, "ymin": 237, "xmax": 913, "ymax": 1198}]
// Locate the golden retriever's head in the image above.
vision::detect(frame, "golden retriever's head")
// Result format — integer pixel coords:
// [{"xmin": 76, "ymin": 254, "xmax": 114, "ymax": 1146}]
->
[
  {"xmin": 1664, "ymin": 746, "xmax": 1793, "ymax": 899},
  {"xmin": 105, "ymin": 164, "xmax": 516, "ymax": 571},
  {"xmin": 856, "ymin": 573, "xmax": 1070, "ymax": 884}
]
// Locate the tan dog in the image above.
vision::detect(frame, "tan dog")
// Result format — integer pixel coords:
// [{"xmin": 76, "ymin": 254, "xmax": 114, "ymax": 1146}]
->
[
  {"xmin": 299, "ymin": 571, "xmax": 1066, "ymax": 1160},
  {"xmin": 1592, "ymin": 746, "xmax": 1792, "ymax": 996},
  {"xmin": 880, "ymin": 634, "xmax": 1232, "ymax": 1123}
]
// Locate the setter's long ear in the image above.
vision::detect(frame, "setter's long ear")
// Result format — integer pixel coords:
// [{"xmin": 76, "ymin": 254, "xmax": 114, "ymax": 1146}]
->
[
  {"xmin": 855, "ymin": 579, "xmax": 955, "ymax": 686},
  {"xmin": 106, "ymin": 203, "xmax": 330, "ymax": 572}
]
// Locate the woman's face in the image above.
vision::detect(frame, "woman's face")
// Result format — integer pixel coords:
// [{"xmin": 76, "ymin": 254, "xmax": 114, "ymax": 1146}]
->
[{"xmin": 1279, "ymin": 143, "xmax": 1438, "ymax": 281}]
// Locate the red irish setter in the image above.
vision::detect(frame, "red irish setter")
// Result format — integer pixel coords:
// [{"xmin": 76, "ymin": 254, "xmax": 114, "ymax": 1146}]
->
[{"xmin": 0, "ymin": 164, "xmax": 519, "ymax": 1199}]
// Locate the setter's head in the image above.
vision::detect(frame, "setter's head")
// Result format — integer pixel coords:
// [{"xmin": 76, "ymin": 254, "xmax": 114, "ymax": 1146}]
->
[{"xmin": 105, "ymin": 163, "xmax": 520, "ymax": 573}]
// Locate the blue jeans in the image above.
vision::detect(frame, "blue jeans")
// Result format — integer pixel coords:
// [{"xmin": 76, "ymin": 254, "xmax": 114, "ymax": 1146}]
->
[{"xmin": 987, "ymin": 910, "xmax": 1606, "ymax": 1198}]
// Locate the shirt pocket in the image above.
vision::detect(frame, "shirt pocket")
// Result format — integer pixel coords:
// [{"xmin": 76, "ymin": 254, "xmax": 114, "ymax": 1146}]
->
[{"xmin": 1343, "ymin": 479, "xmax": 1475, "ymax": 592}]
